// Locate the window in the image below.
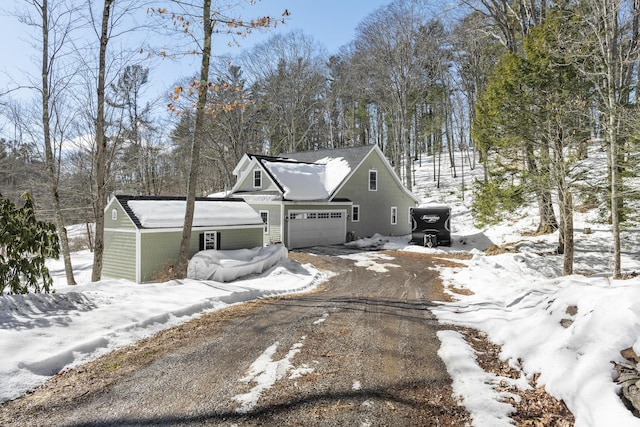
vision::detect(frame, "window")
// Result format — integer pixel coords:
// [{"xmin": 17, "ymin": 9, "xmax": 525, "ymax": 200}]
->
[
  {"xmin": 260, "ymin": 210, "xmax": 269, "ymax": 234},
  {"xmin": 111, "ymin": 208, "xmax": 118, "ymax": 221},
  {"xmin": 352, "ymin": 205, "xmax": 360, "ymax": 222},
  {"xmin": 391, "ymin": 206, "xmax": 398, "ymax": 225},
  {"xmin": 253, "ymin": 169, "xmax": 262, "ymax": 188},
  {"xmin": 203, "ymin": 231, "xmax": 218, "ymax": 250},
  {"xmin": 368, "ymin": 170, "xmax": 378, "ymax": 191}
]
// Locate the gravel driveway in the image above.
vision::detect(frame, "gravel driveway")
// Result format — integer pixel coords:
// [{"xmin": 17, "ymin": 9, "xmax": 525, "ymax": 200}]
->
[{"xmin": 0, "ymin": 249, "xmax": 470, "ymax": 426}]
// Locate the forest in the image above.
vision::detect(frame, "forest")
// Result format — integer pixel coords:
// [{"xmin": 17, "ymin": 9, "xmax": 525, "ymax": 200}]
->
[{"xmin": 1, "ymin": 0, "xmax": 639, "ymax": 288}]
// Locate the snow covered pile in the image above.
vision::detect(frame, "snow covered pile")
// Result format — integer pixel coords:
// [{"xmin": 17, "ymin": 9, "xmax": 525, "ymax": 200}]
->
[{"xmin": 187, "ymin": 244, "xmax": 288, "ymax": 282}]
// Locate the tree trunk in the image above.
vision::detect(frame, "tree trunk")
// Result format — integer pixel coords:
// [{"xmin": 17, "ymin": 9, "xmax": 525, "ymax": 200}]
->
[
  {"xmin": 562, "ymin": 191, "xmax": 574, "ymax": 276},
  {"xmin": 524, "ymin": 142, "xmax": 557, "ymax": 233},
  {"xmin": 175, "ymin": 0, "xmax": 213, "ymax": 278},
  {"xmin": 40, "ymin": 0, "xmax": 76, "ymax": 285},
  {"xmin": 91, "ymin": 0, "xmax": 114, "ymax": 282}
]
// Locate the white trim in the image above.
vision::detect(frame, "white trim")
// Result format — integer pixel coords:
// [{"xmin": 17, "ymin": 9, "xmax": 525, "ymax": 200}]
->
[
  {"xmin": 330, "ymin": 145, "xmax": 419, "ymax": 203},
  {"xmin": 391, "ymin": 206, "xmax": 398, "ymax": 225},
  {"xmin": 111, "ymin": 209, "xmax": 118, "ymax": 221},
  {"xmin": 106, "ymin": 197, "xmax": 138, "ymax": 229},
  {"xmin": 282, "ymin": 200, "xmax": 352, "ymax": 206},
  {"xmin": 104, "ymin": 227, "xmax": 138, "ymax": 233},
  {"xmin": 253, "ymin": 169, "xmax": 262, "ymax": 188},
  {"xmin": 352, "ymin": 205, "xmax": 360, "ymax": 222},
  {"xmin": 137, "ymin": 224, "xmax": 264, "ymax": 234},
  {"xmin": 203, "ymin": 231, "xmax": 218, "ymax": 250},
  {"xmin": 135, "ymin": 231, "xmax": 141, "ymax": 284},
  {"xmin": 229, "ymin": 157, "xmax": 260, "ymax": 194},
  {"xmin": 368, "ymin": 169, "xmax": 378, "ymax": 191},
  {"xmin": 259, "ymin": 210, "xmax": 270, "ymax": 234},
  {"xmin": 232, "ymin": 154, "xmax": 252, "ymax": 176}
]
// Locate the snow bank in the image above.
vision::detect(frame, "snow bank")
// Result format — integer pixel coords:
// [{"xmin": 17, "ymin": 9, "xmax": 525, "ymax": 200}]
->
[
  {"xmin": 187, "ymin": 244, "xmax": 288, "ymax": 282},
  {"xmin": 434, "ymin": 251, "xmax": 640, "ymax": 427},
  {"xmin": 0, "ymin": 250, "xmax": 321, "ymax": 403}
]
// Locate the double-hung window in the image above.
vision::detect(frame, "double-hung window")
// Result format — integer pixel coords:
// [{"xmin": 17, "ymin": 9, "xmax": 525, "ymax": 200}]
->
[
  {"xmin": 253, "ymin": 169, "xmax": 262, "ymax": 188},
  {"xmin": 368, "ymin": 170, "xmax": 378, "ymax": 191},
  {"xmin": 352, "ymin": 205, "xmax": 360, "ymax": 222},
  {"xmin": 203, "ymin": 231, "xmax": 218, "ymax": 250},
  {"xmin": 260, "ymin": 210, "xmax": 269, "ymax": 234},
  {"xmin": 391, "ymin": 206, "xmax": 398, "ymax": 225}
]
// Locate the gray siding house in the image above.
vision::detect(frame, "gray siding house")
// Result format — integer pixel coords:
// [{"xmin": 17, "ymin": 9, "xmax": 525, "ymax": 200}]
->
[
  {"xmin": 103, "ymin": 195, "xmax": 264, "ymax": 283},
  {"xmin": 229, "ymin": 145, "xmax": 419, "ymax": 249}
]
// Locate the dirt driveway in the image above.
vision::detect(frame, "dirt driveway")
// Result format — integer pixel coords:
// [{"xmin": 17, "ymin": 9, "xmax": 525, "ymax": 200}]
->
[{"xmin": 1, "ymin": 249, "xmax": 471, "ymax": 426}]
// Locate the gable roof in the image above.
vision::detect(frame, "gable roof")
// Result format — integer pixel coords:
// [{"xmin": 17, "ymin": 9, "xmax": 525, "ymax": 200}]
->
[
  {"xmin": 260, "ymin": 157, "xmax": 352, "ymax": 201},
  {"xmin": 230, "ymin": 144, "xmax": 418, "ymax": 203},
  {"xmin": 113, "ymin": 195, "xmax": 264, "ymax": 229}
]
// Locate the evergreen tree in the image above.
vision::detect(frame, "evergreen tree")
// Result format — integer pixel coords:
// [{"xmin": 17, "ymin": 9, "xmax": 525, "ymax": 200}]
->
[{"xmin": 0, "ymin": 192, "xmax": 60, "ymax": 295}]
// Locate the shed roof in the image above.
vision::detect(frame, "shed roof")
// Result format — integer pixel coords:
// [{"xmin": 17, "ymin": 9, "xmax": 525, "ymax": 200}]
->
[{"xmin": 114, "ymin": 195, "xmax": 264, "ymax": 229}]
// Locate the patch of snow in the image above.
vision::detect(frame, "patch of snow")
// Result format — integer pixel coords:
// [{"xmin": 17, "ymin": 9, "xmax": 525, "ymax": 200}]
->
[
  {"xmin": 313, "ymin": 312, "xmax": 329, "ymax": 325},
  {"xmin": 437, "ymin": 330, "xmax": 522, "ymax": 427},
  {"xmin": 233, "ymin": 337, "xmax": 310, "ymax": 413},
  {"xmin": 338, "ymin": 252, "xmax": 401, "ymax": 273}
]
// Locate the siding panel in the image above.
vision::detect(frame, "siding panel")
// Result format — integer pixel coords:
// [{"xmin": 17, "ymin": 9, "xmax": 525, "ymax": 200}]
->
[
  {"xmin": 102, "ymin": 231, "xmax": 137, "ymax": 282},
  {"xmin": 139, "ymin": 227, "xmax": 264, "ymax": 283},
  {"xmin": 335, "ymin": 151, "xmax": 416, "ymax": 239}
]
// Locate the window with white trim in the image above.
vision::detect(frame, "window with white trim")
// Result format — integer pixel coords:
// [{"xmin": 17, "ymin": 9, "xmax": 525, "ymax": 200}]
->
[
  {"xmin": 203, "ymin": 231, "xmax": 217, "ymax": 250},
  {"xmin": 391, "ymin": 206, "xmax": 398, "ymax": 225},
  {"xmin": 368, "ymin": 170, "xmax": 378, "ymax": 191},
  {"xmin": 260, "ymin": 210, "xmax": 269, "ymax": 234},
  {"xmin": 253, "ymin": 169, "xmax": 262, "ymax": 188},
  {"xmin": 352, "ymin": 205, "xmax": 360, "ymax": 222},
  {"xmin": 111, "ymin": 208, "xmax": 118, "ymax": 221}
]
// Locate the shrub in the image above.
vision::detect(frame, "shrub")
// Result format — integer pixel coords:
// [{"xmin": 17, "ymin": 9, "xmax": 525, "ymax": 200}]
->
[{"xmin": 0, "ymin": 192, "xmax": 60, "ymax": 294}]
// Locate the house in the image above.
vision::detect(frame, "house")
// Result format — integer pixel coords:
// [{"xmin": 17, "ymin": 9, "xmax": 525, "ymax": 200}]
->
[
  {"xmin": 229, "ymin": 144, "xmax": 419, "ymax": 249},
  {"xmin": 103, "ymin": 195, "xmax": 265, "ymax": 283}
]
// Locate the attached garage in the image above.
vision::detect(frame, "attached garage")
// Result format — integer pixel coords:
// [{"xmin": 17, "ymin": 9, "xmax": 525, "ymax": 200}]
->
[
  {"xmin": 287, "ymin": 209, "xmax": 347, "ymax": 249},
  {"xmin": 103, "ymin": 195, "xmax": 265, "ymax": 283}
]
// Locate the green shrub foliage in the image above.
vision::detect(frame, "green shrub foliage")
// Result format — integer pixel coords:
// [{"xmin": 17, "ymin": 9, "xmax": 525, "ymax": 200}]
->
[
  {"xmin": 0, "ymin": 193, "xmax": 60, "ymax": 294},
  {"xmin": 471, "ymin": 176, "xmax": 524, "ymax": 227}
]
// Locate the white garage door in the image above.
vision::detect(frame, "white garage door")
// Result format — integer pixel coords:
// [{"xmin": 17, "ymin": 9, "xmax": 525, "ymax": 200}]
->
[{"xmin": 287, "ymin": 210, "xmax": 347, "ymax": 249}]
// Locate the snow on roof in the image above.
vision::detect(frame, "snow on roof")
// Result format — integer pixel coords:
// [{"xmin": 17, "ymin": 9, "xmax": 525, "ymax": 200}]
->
[
  {"xmin": 125, "ymin": 198, "xmax": 263, "ymax": 228},
  {"xmin": 262, "ymin": 156, "xmax": 351, "ymax": 201}
]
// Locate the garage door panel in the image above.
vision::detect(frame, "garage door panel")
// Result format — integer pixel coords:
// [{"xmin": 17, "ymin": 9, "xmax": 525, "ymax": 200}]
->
[{"xmin": 288, "ymin": 210, "xmax": 346, "ymax": 249}]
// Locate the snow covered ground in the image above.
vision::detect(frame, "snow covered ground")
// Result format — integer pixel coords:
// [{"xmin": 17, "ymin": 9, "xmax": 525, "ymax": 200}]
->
[
  {"xmin": 409, "ymin": 148, "xmax": 640, "ymax": 427},
  {"xmin": 0, "ymin": 251, "xmax": 322, "ymax": 403},
  {"xmin": 1, "ymin": 146, "xmax": 640, "ymax": 426}
]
